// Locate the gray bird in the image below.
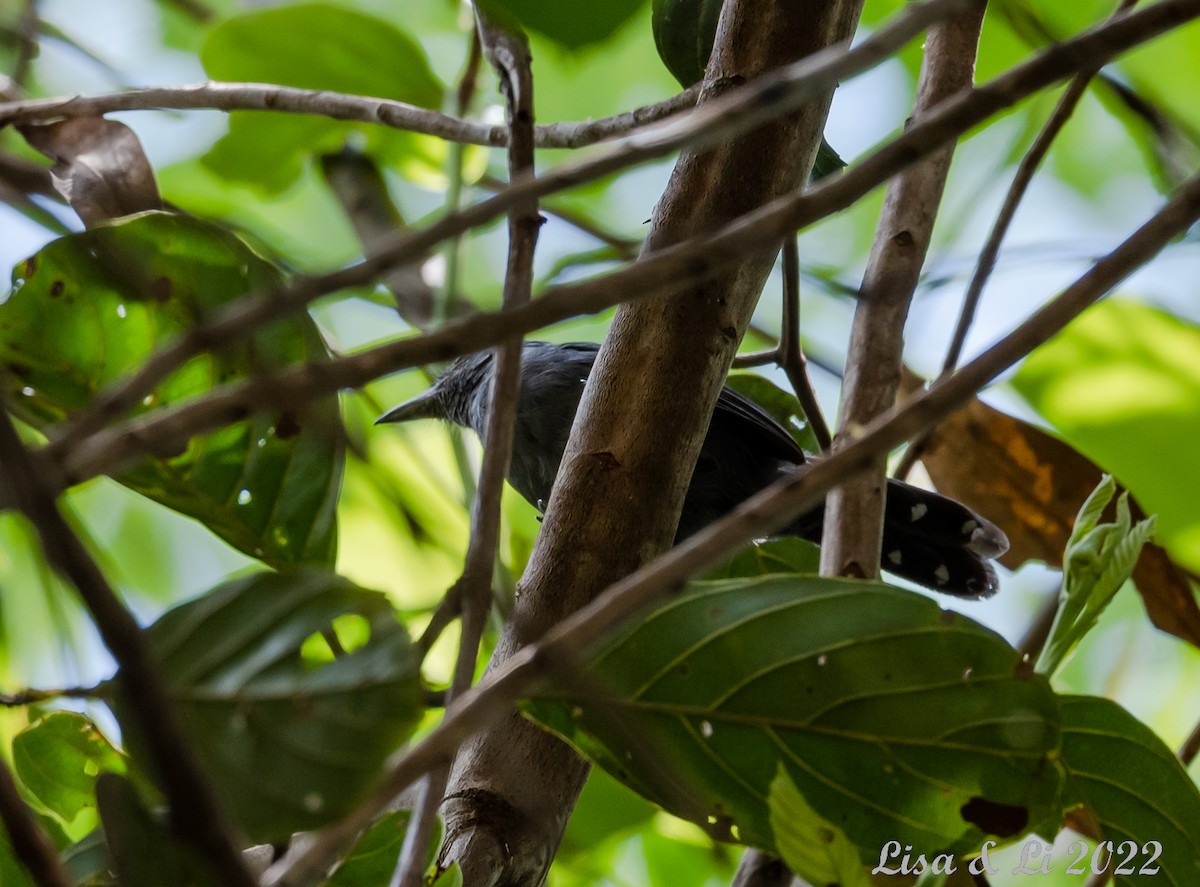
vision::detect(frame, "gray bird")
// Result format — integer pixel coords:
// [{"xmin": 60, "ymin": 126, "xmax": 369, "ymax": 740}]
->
[{"xmin": 378, "ymin": 341, "xmax": 1008, "ymax": 598}]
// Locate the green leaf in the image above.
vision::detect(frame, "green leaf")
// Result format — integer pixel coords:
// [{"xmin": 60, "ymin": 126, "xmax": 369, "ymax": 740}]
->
[
  {"xmin": 95, "ymin": 773, "xmax": 220, "ymax": 887},
  {"xmin": 560, "ymin": 767, "xmax": 658, "ymax": 858},
  {"xmin": 524, "ymin": 577, "xmax": 1063, "ymax": 861},
  {"xmin": 651, "ymin": 0, "xmax": 723, "ymax": 87},
  {"xmin": 1037, "ymin": 478, "xmax": 1156, "ymax": 676},
  {"xmin": 1, "ymin": 212, "xmax": 343, "ymax": 568},
  {"xmin": 200, "ymin": 4, "xmax": 442, "ymax": 192},
  {"xmin": 1059, "ymin": 696, "xmax": 1200, "ymax": 886},
  {"xmin": 12, "ymin": 711, "xmax": 125, "ymax": 838},
  {"xmin": 725, "ymin": 373, "xmax": 820, "ymax": 454},
  {"xmin": 323, "ymin": 811, "xmax": 413, "ymax": 887},
  {"xmin": 768, "ymin": 765, "xmax": 872, "ymax": 887},
  {"xmin": 480, "ymin": 0, "xmax": 647, "ymax": 50},
  {"xmin": 704, "ymin": 537, "xmax": 820, "ymax": 580},
  {"xmin": 0, "ymin": 829, "xmax": 37, "ymax": 887},
  {"xmin": 114, "ymin": 569, "xmax": 424, "ymax": 844},
  {"xmin": 1012, "ymin": 299, "xmax": 1200, "ymax": 572}
]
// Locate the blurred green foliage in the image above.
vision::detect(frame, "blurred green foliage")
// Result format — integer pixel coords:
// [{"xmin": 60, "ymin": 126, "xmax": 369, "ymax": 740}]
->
[{"xmin": 0, "ymin": 0, "xmax": 1197, "ymax": 883}]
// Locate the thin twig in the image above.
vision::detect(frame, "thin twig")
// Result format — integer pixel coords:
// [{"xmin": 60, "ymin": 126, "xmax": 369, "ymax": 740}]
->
[
  {"xmin": 391, "ymin": 8, "xmax": 540, "ymax": 885},
  {"xmin": 820, "ymin": 0, "xmax": 986, "ymax": 582},
  {"xmin": 941, "ymin": 0, "xmax": 1140, "ymax": 375},
  {"xmin": 36, "ymin": 0, "xmax": 1177, "ymax": 465},
  {"xmin": 0, "ymin": 403, "xmax": 256, "ymax": 887},
  {"xmin": 0, "ymin": 80, "xmax": 699, "ymax": 149},
  {"xmin": 267, "ymin": 170, "xmax": 1200, "ymax": 887},
  {"xmin": 779, "ymin": 236, "xmax": 831, "ymax": 450},
  {"xmin": 479, "ymin": 174, "xmax": 640, "ymax": 257},
  {"xmin": 10, "ymin": 0, "xmax": 40, "ymax": 90},
  {"xmin": 0, "ymin": 753, "xmax": 72, "ymax": 887},
  {"xmin": 33, "ymin": 0, "xmax": 1191, "ymax": 503},
  {"xmin": 893, "ymin": 0, "xmax": 1141, "ymax": 482},
  {"xmin": 1179, "ymin": 715, "xmax": 1200, "ymax": 766},
  {"xmin": 0, "ymin": 684, "xmax": 101, "ymax": 705}
]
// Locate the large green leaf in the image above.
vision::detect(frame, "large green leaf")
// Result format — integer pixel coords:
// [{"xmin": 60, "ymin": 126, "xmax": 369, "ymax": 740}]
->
[
  {"xmin": 113, "ymin": 569, "xmax": 423, "ymax": 843},
  {"xmin": 1058, "ymin": 696, "xmax": 1200, "ymax": 887},
  {"xmin": 12, "ymin": 711, "xmax": 126, "ymax": 838},
  {"xmin": 525, "ymin": 577, "xmax": 1063, "ymax": 861},
  {"xmin": 1012, "ymin": 299, "xmax": 1200, "ymax": 572},
  {"xmin": 200, "ymin": 4, "xmax": 443, "ymax": 193},
  {"xmin": 1, "ymin": 211, "xmax": 343, "ymax": 567},
  {"xmin": 481, "ymin": 0, "xmax": 647, "ymax": 50}
]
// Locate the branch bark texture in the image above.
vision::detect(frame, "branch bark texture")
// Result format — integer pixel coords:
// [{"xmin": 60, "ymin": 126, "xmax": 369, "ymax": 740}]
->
[
  {"xmin": 438, "ymin": 0, "xmax": 865, "ymax": 884},
  {"xmin": 820, "ymin": 0, "xmax": 986, "ymax": 580}
]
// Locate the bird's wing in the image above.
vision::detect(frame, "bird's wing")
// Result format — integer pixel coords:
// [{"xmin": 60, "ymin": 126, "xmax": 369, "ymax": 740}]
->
[
  {"xmin": 546, "ymin": 341, "xmax": 806, "ymax": 464},
  {"xmin": 714, "ymin": 384, "xmax": 808, "ymax": 465}
]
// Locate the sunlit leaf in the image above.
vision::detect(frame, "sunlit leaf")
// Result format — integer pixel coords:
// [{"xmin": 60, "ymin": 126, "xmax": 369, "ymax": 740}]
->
[
  {"xmin": 12, "ymin": 711, "xmax": 125, "ymax": 838},
  {"xmin": 114, "ymin": 569, "xmax": 423, "ymax": 843},
  {"xmin": 525, "ymin": 577, "xmax": 1063, "ymax": 860},
  {"xmin": 768, "ymin": 766, "xmax": 871, "ymax": 887},
  {"xmin": 1, "ymin": 211, "xmax": 343, "ymax": 567},
  {"xmin": 1013, "ymin": 299, "xmax": 1200, "ymax": 573},
  {"xmin": 908, "ymin": 368, "xmax": 1200, "ymax": 649}
]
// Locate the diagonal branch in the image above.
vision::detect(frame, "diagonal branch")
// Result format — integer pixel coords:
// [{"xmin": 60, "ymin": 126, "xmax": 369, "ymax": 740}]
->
[
  {"xmin": 35, "ymin": 0, "xmax": 1197, "ymax": 480},
  {"xmin": 41, "ymin": 0, "xmax": 966, "ymax": 457},
  {"xmin": 268, "ymin": 167, "xmax": 1200, "ymax": 887},
  {"xmin": 0, "ymin": 403, "xmax": 256, "ymax": 887},
  {"xmin": 13, "ymin": 0, "xmax": 1196, "ymax": 510}
]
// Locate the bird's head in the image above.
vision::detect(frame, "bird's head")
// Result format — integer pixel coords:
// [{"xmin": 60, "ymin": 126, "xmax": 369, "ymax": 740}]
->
[{"xmin": 375, "ymin": 349, "xmax": 495, "ymax": 430}]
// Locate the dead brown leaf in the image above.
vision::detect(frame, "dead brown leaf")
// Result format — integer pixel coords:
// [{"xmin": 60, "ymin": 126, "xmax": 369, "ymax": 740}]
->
[
  {"xmin": 20, "ymin": 117, "xmax": 161, "ymax": 227},
  {"xmin": 902, "ymin": 368, "xmax": 1200, "ymax": 650}
]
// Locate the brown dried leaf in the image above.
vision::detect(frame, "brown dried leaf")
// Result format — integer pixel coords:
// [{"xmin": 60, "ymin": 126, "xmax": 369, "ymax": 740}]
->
[
  {"xmin": 19, "ymin": 118, "xmax": 161, "ymax": 226},
  {"xmin": 903, "ymin": 369, "xmax": 1200, "ymax": 649}
]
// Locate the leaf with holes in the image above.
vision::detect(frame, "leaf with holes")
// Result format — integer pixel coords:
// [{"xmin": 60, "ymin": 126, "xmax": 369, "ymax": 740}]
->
[
  {"xmin": 1, "ymin": 211, "xmax": 343, "ymax": 567},
  {"xmin": 1058, "ymin": 696, "xmax": 1200, "ymax": 886},
  {"xmin": 524, "ymin": 576, "xmax": 1063, "ymax": 861},
  {"xmin": 112, "ymin": 569, "xmax": 423, "ymax": 843}
]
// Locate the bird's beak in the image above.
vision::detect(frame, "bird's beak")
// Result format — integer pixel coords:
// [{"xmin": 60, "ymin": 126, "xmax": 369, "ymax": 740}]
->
[{"xmin": 375, "ymin": 390, "xmax": 441, "ymax": 425}]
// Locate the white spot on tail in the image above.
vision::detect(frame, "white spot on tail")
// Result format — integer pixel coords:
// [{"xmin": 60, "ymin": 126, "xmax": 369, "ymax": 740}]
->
[
  {"xmin": 934, "ymin": 565, "xmax": 950, "ymax": 585},
  {"xmin": 887, "ymin": 550, "xmax": 903, "ymax": 565},
  {"xmin": 910, "ymin": 503, "xmax": 928, "ymax": 521}
]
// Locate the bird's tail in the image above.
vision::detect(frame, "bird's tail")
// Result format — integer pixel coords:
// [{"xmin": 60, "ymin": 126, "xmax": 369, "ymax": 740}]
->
[{"xmin": 783, "ymin": 473, "xmax": 1009, "ymax": 599}]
